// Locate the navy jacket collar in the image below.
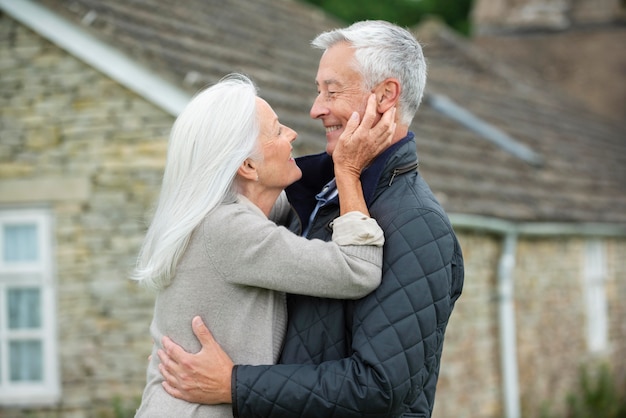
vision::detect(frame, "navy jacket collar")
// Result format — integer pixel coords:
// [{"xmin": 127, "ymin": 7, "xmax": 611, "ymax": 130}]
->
[{"xmin": 286, "ymin": 132, "xmax": 418, "ymax": 227}]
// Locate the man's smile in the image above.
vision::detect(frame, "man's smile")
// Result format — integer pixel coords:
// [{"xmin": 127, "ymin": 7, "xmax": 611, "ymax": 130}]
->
[{"xmin": 325, "ymin": 125, "xmax": 342, "ymax": 134}]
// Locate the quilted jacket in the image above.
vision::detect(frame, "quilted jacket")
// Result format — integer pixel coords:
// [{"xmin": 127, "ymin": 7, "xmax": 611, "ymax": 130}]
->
[{"xmin": 233, "ymin": 133, "xmax": 464, "ymax": 418}]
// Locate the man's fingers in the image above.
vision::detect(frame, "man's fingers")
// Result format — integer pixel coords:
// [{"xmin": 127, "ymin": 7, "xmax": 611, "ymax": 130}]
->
[
  {"xmin": 158, "ymin": 353, "xmax": 187, "ymax": 398},
  {"xmin": 159, "ymin": 359, "xmax": 175, "ymax": 384},
  {"xmin": 354, "ymin": 94, "xmax": 376, "ymax": 133},
  {"xmin": 157, "ymin": 348, "xmax": 167, "ymax": 364},
  {"xmin": 162, "ymin": 380, "xmax": 181, "ymax": 398},
  {"xmin": 374, "ymin": 106, "xmax": 395, "ymax": 135},
  {"xmin": 191, "ymin": 316, "xmax": 216, "ymax": 347},
  {"xmin": 157, "ymin": 348, "xmax": 178, "ymax": 378},
  {"xmin": 161, "ymin": 336, "xmax": 184, "ymax": 364},
  {"xmin": 342, "ymin": 112, "xmax": 360, "ymax": 139}
]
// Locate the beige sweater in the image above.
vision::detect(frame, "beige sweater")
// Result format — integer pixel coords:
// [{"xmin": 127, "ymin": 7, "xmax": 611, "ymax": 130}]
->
[{"xmin": 135, "ymin": 195, "xmax": 383, "ymax": 417}]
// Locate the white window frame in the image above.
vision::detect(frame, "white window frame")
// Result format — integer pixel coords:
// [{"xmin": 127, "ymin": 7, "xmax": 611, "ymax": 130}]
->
[
  {"xmin": 583, "ymin": 239, "xmax": 608, "ymax": 353},
  {"xmin": 0, "ymin": 208, "xmax": 60, "ymax": 406}
]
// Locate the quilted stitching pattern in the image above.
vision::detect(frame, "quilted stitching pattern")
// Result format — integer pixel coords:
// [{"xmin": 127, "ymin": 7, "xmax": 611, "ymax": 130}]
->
[
  {"xmin": 235, "ymin": 143, "xmax": 463, "ymax": 418},
  {"xmin": 282, "ymin": 294, "xmax": 348, "ymax": 364}
]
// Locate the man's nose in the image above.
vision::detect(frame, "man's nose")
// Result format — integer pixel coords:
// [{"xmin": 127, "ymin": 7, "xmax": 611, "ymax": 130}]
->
[{"xmin": 310, "ymin": 95, "xmax": 328, "ymax": 119}]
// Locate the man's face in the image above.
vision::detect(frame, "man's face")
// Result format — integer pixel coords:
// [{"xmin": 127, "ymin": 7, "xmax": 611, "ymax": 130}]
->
[{"xmin": 310, "ymin": 42, "xmax": 372, "ymax": 155}]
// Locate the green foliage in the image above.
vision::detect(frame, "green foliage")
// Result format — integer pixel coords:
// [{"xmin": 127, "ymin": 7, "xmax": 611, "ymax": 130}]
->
[
  {"xmin": 301, "ymin": 0, "xmax": 473, "ymax": 35},
  {"xmin": 539, "ymin": 364, "xmax": 626, "ymax": 418}
]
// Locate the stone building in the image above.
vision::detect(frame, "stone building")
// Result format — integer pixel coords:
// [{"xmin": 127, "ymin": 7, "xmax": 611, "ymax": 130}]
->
[
  {"xmin": 472, "ymin": 0, "xmax": 626, "ymax": 122},
  {"xmin": 0, "ymin": 0, "xmax": 625, "ymax": 417}
]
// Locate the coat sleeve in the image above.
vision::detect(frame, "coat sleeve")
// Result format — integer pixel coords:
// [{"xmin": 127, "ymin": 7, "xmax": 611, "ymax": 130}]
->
[
  {"xmin": 233, "ymin": 208, "xmax": 463, "ymax": 417},
  {"xmin": 205, "ymin": 204, "xmax": 383, "ymax": 299}
]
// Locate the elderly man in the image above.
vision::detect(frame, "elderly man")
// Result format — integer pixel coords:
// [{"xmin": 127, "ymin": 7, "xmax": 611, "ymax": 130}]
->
[{"xmin": 159, "ymin": 20, "xmax": 464, "ymax": 418}]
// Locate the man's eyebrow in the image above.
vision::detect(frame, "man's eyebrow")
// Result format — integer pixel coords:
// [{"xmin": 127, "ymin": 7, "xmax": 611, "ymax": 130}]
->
[{"xmin": 315, "ymin": 79, "xmax": 342, "ymax": 87}]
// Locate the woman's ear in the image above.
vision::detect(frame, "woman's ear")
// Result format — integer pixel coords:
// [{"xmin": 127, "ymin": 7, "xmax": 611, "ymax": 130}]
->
[
  {"xmin": 237, "ymin": 158, "xmax": 258, "ymax": 182},
  {"xmin": 374, "ymin": 78, "xmax": 400, "ymax": 114}
]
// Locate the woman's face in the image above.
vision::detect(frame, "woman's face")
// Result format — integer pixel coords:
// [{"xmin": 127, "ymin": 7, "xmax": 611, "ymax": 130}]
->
[{"xmin": 255, "ymin": 98, "xmax": 302, "ymax": 190}]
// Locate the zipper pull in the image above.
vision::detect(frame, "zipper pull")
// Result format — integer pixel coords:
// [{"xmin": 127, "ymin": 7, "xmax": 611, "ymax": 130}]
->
[{"xmin": 388, "ymin": 162, "xmax": 419, "ymax": 186}]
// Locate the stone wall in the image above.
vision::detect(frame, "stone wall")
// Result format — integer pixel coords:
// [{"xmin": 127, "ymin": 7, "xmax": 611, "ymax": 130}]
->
[
  {"xmin": 434, "ymin": 232, "xmax": 503, "ymax": 418},
  {"xmin": 513, "ymin": 237, "xmax": 626, "ymax": 416},
  {"xmin": 0, "ymin": 17, "xmax": 169, "ymax": 417},
  {"xmin": 515, "ymin": 237, "xmax": 588, "ymax": 414},
  {"xmin": 434, "ymin": 232, "xmax": 626, "ymax": 418}
]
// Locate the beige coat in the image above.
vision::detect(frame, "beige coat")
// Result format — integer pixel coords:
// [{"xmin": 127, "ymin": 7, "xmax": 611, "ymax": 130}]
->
[{"xmin": 135, "ymin": 194, "xmax": 383, "ymax": 417}]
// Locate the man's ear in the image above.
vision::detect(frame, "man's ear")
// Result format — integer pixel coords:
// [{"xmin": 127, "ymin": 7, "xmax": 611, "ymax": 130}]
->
[
  {"xmin": 374, "ymin": 78, "xmax": 400, "ymax": 114},
  {"xmin": 237, "ymin": 158, "xmax": 258, "ymax": 182}
]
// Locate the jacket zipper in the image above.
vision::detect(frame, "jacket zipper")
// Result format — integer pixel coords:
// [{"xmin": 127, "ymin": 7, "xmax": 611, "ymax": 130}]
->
[{"xmin": 389, "ymin": 162, "xmax": 419, "ymax": 186}]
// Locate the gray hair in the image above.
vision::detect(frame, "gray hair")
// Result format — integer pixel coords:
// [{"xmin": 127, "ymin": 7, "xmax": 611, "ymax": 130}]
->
[
  {"xmin": 312, "ymin": 20, "xmax": 427, "ymax": 126},
  {"xmin": 132, "ymin": 73, "xmax": 260, "ymax": 290}
]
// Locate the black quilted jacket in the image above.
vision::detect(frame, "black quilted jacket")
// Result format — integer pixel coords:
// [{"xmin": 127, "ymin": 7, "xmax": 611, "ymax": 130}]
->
[{"xmin": 233, "ymin": 134, "xmax": 464, "ymax": 417}]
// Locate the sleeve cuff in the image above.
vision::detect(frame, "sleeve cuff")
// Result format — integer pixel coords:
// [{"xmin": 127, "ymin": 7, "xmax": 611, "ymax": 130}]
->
[
  {"xmin": 231, "ymin": 365, "xmax": 239, "ymax": 417},
  {"xmin": 331, "ymin": 211, "xmax": 385, "ymax": 246}
]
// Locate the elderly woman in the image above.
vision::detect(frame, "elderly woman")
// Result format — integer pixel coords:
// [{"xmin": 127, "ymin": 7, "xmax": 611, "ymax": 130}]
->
[{"xmin": 133, "ymin": 74, "xmax": 395, "ymax": 417}]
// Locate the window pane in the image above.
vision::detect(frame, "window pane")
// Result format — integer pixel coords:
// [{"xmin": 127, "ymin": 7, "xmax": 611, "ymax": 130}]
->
[
  {"xmin": 10, "ymin": 340, "xmax": 43, "ymax": 382},
  {"xmin": 8, "ymin": 288, "xmax": 41, "ymax": 329},
  {"xmin": 4, "ymin": 224, "xmax": 39, "ymax": 262}
]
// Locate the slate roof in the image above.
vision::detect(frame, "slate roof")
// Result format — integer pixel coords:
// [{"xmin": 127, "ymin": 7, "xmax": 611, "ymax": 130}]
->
[
  {"xmin": 414, "ymin": 22, "xmax": 626, "ymax": 224},
  {"xmin": 473, "ymin": 25, "xmax": 626, "ymax": 123},
  {"xmin": 34, "ymin": 0, "xmax": 339, "ymax": 154},
  {"xmin": 20, "ymin": 0, "xmax": 626, "ymax": 225}
]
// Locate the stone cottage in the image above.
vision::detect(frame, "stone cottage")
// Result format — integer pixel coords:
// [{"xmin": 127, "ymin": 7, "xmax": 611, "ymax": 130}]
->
[{"xmin": 0, "ymin": 0, "xmax": 624, "ymax": 417}]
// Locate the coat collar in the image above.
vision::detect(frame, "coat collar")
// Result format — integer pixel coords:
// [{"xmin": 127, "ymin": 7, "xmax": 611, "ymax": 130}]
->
[
  {"xmin": 360, "ymin": 132, "xmax": 418, "ymax": 203},
  {"xmin": 286, "ymin": 132, "xmax": 419, "ymax": 223}
]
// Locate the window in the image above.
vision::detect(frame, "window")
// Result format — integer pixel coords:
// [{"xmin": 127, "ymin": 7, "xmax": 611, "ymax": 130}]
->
[
  {"xmin": 583, "ymin": 239, "xmax": 608, "ymax": 353},
  {"xmin": 0, "ymin": 209, "xmax": 60, "ymax": 405}
]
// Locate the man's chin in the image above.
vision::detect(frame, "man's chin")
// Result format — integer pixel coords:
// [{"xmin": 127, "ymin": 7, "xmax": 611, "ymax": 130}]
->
[{"xmin": 325, "ymin": 138, "xmax": 339, "ymax": 156}]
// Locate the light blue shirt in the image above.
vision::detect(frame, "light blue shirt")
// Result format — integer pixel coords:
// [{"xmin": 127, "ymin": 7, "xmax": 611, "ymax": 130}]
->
[{"xmin": 302, "ymin": 178, "xmax": 338, "ymax": 237}]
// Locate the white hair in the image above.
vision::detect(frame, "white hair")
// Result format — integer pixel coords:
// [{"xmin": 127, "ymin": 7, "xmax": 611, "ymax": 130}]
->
[
  {"xmin": 132, "ymin": 74, "xmax": 260, "ymax": 290},
  {"xmin": 312, "ymin": 20, "xmax": 427, "ymax": 126}
]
